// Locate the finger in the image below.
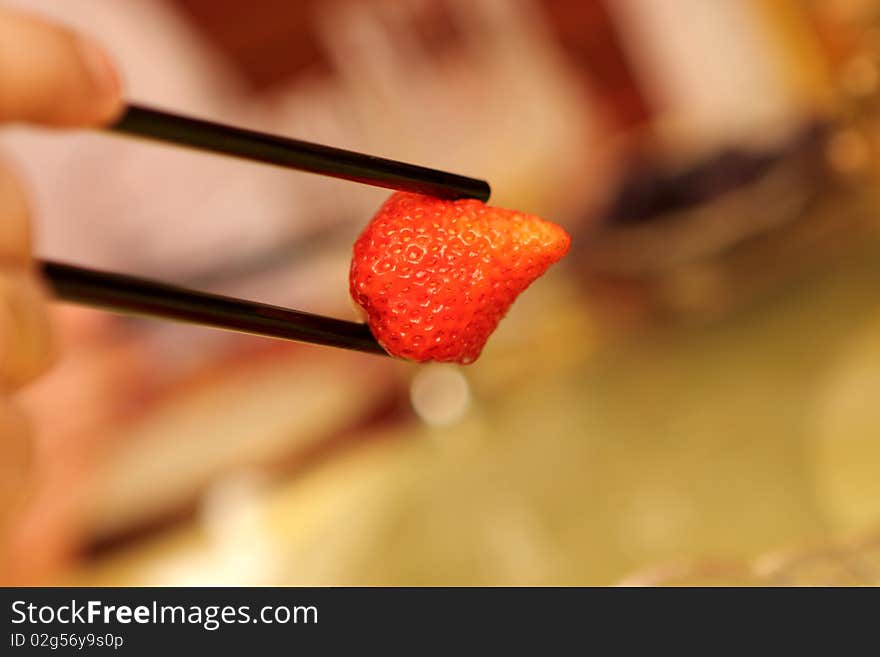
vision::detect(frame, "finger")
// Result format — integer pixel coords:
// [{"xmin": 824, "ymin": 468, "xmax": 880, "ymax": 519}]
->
[
  {"xmin": 0, "ymin": 8, "xmax": 123, "ymax": 127},
  {"xmin": 0, "ymin": 158, "xmax": 32, "ymax": 267},
  {"xmin": 0, "ymin": 268, "xmax": 55, "ymax": 390},
  {"xmin": 0, "ymin": 399, "xmax": 33, "ymax": 539}
]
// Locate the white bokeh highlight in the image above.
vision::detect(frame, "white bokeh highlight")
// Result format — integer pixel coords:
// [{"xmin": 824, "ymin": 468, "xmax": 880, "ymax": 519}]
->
[{"xmin": 409, "ymin": 365, "xmax": 471, "ymax": 427}]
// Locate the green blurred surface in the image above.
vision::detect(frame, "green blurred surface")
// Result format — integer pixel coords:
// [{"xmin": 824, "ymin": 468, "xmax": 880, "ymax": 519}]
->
[{"xmin": 77, "ymin": 226, "xmax": 880, "ymax": 585}]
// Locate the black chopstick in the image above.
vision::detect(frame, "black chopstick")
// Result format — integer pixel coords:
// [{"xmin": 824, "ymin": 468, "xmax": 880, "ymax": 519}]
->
[
  {"xmin": 41, "ymin": 260, "xmax": 387, "ymax": 356},
  {"xmin": 108, "ymin": 104, "xmax": 491, "ymax": 202}
]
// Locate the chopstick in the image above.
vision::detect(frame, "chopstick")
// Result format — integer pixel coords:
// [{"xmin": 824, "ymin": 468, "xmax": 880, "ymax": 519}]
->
[
  {"xmin": 43, "ymin": 104, "xmax": 491, "ymax": 353},
  {"xmin": 109, "ymin": 104, "xmax": 492, "ymax": 202},
  {"xmin": 41, "ymin": 260, "xmax": 388, "ymax": 356}
]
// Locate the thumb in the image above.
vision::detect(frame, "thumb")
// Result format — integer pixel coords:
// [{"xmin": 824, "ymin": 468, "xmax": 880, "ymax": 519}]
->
[{"xmin": 0, "ymin": 8, "xmax": 123, "ymax": 127}]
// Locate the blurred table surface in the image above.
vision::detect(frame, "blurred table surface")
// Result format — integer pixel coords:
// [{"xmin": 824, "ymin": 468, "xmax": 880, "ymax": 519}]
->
[{"xmin": 71, "ymin": 206, "xmax": 880, "ymax": 585}]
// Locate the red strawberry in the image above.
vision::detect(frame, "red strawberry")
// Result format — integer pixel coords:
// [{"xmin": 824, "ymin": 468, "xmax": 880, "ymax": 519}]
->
[{"xmin": 350, "ymin": 192, "xmax": 570, "ymax": 364}]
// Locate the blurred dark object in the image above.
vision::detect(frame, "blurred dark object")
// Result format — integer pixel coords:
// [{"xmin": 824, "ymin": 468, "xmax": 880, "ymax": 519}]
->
[
  {"xmin": 572, "ymin": 120, "xmax": 880, "ymax": 325},
  {"xmin": 601, "ymin": 123, "xmax": 829, "ymax": 226}
]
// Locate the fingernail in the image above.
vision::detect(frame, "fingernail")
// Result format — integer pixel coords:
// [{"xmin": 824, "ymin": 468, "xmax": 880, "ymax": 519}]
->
[{"xmin": 75, "ymin": 36, "xmax": 122, "ymax": 111}]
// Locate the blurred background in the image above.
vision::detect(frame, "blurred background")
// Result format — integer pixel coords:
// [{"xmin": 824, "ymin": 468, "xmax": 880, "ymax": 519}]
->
[{"xmin": 2, "ymin": 0, "xmax": 880, "ymax": 586}]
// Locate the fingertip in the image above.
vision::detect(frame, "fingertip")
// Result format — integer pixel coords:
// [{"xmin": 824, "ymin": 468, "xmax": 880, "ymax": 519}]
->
[
  {"xmin": 0, "ymin": 9, "xmax": 125, "ymax": 127},
  {"xmin": 72, "ymin": 34, "xmax": 125, "ymax": 126}
]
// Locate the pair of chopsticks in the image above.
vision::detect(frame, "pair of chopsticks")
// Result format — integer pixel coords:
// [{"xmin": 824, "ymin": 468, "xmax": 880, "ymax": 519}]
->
[{"xmin": 41, "ymin": 104, "xmax": 491, "ymax": 356}]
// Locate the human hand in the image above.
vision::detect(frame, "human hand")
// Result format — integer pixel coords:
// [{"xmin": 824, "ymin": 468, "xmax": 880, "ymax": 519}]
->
[{"xmin": 0, "ymin": 6, "xmax": 122, "ymax": 542}]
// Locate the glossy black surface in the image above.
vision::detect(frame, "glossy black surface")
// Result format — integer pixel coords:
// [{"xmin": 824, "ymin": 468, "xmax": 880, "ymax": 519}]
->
[
  {"xmin": 42, "ymin": 261, "xmax": 387, "ymax": 356},
  {"xmin": 112, "ymin": 105, "xmax": 491, "ymax": 202}
]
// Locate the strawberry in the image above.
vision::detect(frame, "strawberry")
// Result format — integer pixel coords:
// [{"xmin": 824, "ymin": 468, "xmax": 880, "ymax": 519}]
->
[{"xmin": 350, "ymin": 192, "xmax": 571, "ymax": 364}]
